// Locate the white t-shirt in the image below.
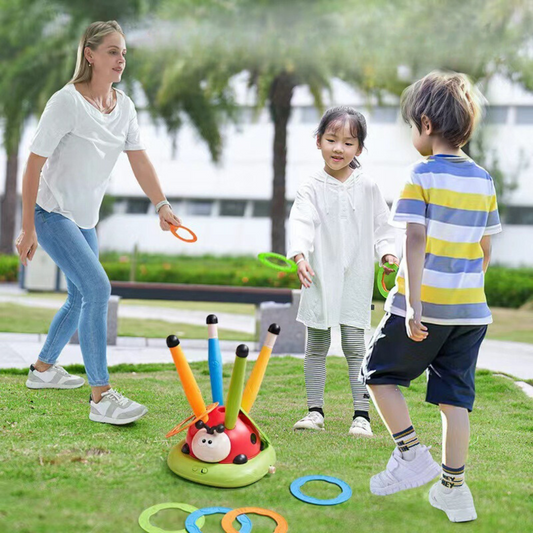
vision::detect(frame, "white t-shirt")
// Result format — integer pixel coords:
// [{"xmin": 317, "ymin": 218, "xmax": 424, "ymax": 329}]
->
[{"xmin": 30, "ymin": 83, "xmax": 145, "ymax": 229}]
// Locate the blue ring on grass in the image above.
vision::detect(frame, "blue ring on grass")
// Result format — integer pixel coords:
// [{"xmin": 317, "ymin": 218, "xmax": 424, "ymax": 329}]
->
[
  {"xmin": 185, "ymin": 507, "xmax": 252, "ymax": 533},
  {"xmin": 290, "ymin": 475, "xmax": 352, "ymax": 506}
]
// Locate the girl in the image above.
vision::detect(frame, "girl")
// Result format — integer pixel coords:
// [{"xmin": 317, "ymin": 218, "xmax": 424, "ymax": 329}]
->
[
  {"xmin": 16, "ymin": 21, "xmax": 181, "ymax": 426},
  {"xmin": 288, "ymin": 106, "xmax": 398, "ymax": 436}
]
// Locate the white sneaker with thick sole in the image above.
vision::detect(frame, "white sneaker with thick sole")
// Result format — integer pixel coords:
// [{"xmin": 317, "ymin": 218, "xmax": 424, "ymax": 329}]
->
[
  {"xmin": 26, "ymin": 364, "xmax": 85, "ymax": 390},
  {"xmin": 89, "ymin": 389, "xmax": 147, "ymax": 425},
  {"xmin": 293, "ymin": 411, "xmax": 325, "ymax": 431},
  {"xmin": 429, "ymin": 481, "xmax": 477, "ymax": 522},
  {"xmin": 370, "ymin": 445, "xmax": 441, "ymax": 495},
  {"xmin": 349, "ymin": 416, "xmax": 373, "ymax": 437}
]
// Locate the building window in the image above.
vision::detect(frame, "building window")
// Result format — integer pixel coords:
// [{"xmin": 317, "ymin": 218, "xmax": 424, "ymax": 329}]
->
[
  {"xmin": 504, "ymin": 206, "xmax": 533, "ymax": 225},
  {"xmin": 485, "ymin": 106, "xmax": 508, "ymax": 124},
  {"xmin": 301, "ymin": 106, "xmax": 320, "ymax": 123},
  {"xmin": 252, "ymin": 200, "xmax": 271, "ymax": 217},
  {"xmin": 220, "ymin": 200, "xmax": 247, "ymax": 217},
  {"xmin": 367, "ymin": 106, "xmax": 398, "ymax": 123},
  {"xmin": 185, "ymin": 199, "xmax": 213, "ymax": 216},
  {"xmin": 126, "ymin": 198, "xmax": 150, "ymax": 214},
  {"xmin": 515, "ymin": 106, "xmax": 533, "ymax": 125}
]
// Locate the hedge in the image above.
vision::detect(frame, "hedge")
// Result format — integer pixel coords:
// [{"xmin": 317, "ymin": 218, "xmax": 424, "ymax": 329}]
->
[
  {"xmin": 2, "ymin": 253, "xmax": 532, "ymax": 309},
  {"xmin": 0, "ymin": 255, "xmax": 19, "ymax": 282}
]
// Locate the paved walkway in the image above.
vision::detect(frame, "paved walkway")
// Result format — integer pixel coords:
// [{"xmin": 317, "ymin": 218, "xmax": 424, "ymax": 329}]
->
[
  {"xmin": 0, "ymin": 294, "xmax": 255, "ymax": 334},
  {"xmin": 1, "ymin": 284, "xmax": 532, "ymax": 397}
]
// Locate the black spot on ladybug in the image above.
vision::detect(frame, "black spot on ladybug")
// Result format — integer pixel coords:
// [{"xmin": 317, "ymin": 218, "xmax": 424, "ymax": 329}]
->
[
  {"xmin": 233, "ymin": 454, "xmax": 248, "ymax": 465},
  {"xmin": 250, "ymin": 433, "xmax": 257, "ymax": 445},
  {"xmin": 181, "ymin": 443, "xmax": 190, "ymax": 455}
]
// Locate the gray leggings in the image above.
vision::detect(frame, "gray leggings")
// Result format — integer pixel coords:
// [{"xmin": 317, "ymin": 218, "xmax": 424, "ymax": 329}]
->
[{"xmin": 304, "ymin": 325, "xmax": 369, "ymax": 412}]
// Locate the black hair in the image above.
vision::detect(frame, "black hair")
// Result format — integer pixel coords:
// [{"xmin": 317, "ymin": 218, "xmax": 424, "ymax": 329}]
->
[{"xmin": 315, "ymin": 106, "xmax": 367, "ymax": 169}]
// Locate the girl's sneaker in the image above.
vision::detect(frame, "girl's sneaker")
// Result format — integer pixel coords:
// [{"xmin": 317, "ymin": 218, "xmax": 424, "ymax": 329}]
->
[
  {"xmin": 26, "ymin": 364, "xmax": 85, "ymax": 389},
  {"xmin": 293, "ymin": 411, "xmax": 325, "ymax": 431},
  {"xmin": 349, "ymin": 416, "xmax": 373, "ymax": 437},
  {"xmin": 89, "ymin": 389, "xmax": 147, "ymax": 425},
  {"xmin": 370, "ymin": 445, "xmax": 441, "ymax": 495},
  {"xmin": 429, "ymin": 481, "xmax": 477, "ymax": 522}
]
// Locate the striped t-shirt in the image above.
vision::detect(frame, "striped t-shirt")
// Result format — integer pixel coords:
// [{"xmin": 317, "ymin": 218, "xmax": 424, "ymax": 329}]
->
[{"xmin": 385, "ymin": 154, "xmax": 502, "ymax": 325}]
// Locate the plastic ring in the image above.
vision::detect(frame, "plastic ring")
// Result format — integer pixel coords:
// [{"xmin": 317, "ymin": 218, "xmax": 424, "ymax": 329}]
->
[
  {"xmin": 258, "ymin": 252, "xmax": 297, "ymax": 273},
  {"xmin": 376, "ymin": 262, "xmax": 399, "ymax": 298},
  {"xmin": 290, "ymin": 475, "xmax": 352, "ymax": 506},
  {"xmin": 170, "ymin": 224, "xmax": 198, "ymax": 243},
  {"xmin": 185, "ymin": 507, "xmax": 252, "ymax": 533},
  {"xmin": 138, "ymin": 503, "xmax": 205, "ymax": 533},
  {"xmin": 166, "ymin": 403, "xmax": 219, "ymax": 438},
  {"xmin": 222, "ymin": 507, "xmax": 288, "ymax": 533}
]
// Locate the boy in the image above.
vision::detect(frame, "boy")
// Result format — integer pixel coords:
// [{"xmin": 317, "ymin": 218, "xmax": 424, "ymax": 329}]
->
[{"xmin": 361, "ymin": 71, "xmax": 501, "ymax": 523}]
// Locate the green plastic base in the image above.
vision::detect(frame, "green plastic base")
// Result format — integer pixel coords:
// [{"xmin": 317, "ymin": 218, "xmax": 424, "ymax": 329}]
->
[{"xmin": 167, "ymin": 439, "xmax": 276, "ymax": 488}]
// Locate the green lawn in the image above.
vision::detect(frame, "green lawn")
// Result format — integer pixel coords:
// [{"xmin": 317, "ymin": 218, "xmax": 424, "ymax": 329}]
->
[
  {"xmin": 0, "ymin": 358, "xmax": 532, "ymax": 532},
  {"xmin": 8, "ymin": 292, "xmax": 256, "ymax": 316},
  {"xmin": 0, "ymin": 303, "xmax": 255, "ymax": 342},
  {"xmin": 2, "ymin": 298, "xmax": 533, "ymax": 344}
]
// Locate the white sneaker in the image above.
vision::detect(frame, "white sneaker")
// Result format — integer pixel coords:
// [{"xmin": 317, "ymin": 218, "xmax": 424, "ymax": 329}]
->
[
  {"xmin": 349, "ymin": 417, "xmax": 373, "ymax": 437},
  {"xmin": 89, "ymin": 389, "xmax": 147, "ymax": 425},
  {"xmin": 26, "ymin": 364, "xmax": 85, "ymax": 390},
  {"xmin": 370, "ymin": 445, "xmax": 441, "ymax": 496},
  {"xmin": 293, "ymin": 411, "xmax": 325, "ymax": 431},
  {"xmin": 429, "ymin": 481, "xmax": 477, "ymax": 522}
]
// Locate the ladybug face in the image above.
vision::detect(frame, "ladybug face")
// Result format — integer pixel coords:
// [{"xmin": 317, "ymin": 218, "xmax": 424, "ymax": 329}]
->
[{"xmin": 191, "ymin": 422, "xmax": 231, "ymax": 463}]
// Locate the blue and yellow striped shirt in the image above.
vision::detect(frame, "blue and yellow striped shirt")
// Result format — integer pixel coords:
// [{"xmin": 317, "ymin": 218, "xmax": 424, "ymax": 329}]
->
[{"xmin": 386, "ymin": 154, "xmax": 502, "ymax": 325}]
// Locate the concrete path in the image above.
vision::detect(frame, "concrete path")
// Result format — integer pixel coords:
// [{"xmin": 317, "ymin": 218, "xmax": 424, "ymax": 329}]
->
[
  {"xmin": 1, "ymin": 284, "xmax": 532, "ymax": 396},
  {"xmin": 2, "ymin": 332, "xmax": 533, "ymax": 381},
  {"xmin": 0, "ymin": 294, "xmax": 255, "ymax": 334}
]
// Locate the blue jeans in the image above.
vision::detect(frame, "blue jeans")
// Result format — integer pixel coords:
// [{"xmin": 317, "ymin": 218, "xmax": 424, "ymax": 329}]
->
[{"xmin": 34, "ymin": 205, "xmax": 110, "ymax": 386}]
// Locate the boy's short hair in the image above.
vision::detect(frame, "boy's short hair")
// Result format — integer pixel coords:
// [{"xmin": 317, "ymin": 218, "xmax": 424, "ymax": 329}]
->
[{"xmin": 400, "ymin": 70, "xmax": 485, "ymax": 148}]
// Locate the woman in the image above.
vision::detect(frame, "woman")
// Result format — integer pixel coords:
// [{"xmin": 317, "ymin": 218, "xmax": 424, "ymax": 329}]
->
[{"xmin": 15, "ymin": 20, "xmax": 180, "ymax": 426}]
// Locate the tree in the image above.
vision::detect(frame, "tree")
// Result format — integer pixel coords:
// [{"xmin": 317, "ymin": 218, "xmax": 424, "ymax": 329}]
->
[{"xmin": 149, "ymin": 0, "xmax": 533, "ymax": 254}]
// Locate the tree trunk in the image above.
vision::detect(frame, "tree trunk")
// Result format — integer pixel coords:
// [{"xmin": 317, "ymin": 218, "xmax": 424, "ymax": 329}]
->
[
  {"xmin": 269, "ymin": 72, "xmax": 296, "ymax": 255},
  {"xmin": 0, "ymin": 145, "xmax": 19, "ymax": 255}
]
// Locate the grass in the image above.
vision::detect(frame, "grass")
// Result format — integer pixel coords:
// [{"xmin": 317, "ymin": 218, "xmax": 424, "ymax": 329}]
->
[
  {"xmin": 0, "ymin": 303, "xmax": 255, "ymax": 342},
  {"xmin": 0, "ymin": 358, "xmax": 532, "ymax": 532},
  {"xmin": 2, "ymin": 298, "xmax": 533, "ymax": 344}
]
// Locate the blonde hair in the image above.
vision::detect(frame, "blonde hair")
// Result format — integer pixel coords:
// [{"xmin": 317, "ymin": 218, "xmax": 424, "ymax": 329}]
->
[
  {"xmin": 69, "ymin": 21, "xmax": 125, "ymax": 85},
  {"xmin": 401, "ymin": 70, "xmax": 486, "ymax": 148}
]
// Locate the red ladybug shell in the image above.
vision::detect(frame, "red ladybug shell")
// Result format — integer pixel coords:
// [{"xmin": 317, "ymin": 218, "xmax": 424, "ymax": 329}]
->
[{"xmin": 186, "ymin": 406, "xmax": 261, "ymax": 464}]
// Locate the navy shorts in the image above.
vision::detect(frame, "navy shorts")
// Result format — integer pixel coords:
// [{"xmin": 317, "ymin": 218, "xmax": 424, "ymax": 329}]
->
[{"xmin": 361, "ymin": 313, "xmax": 487, "ymax": 411}]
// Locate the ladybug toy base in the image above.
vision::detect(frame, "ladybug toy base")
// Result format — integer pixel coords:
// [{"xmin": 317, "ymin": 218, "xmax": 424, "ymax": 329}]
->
[{"xmin": 168, "ymin": 438, "xmax": 276, "ymax": 488}]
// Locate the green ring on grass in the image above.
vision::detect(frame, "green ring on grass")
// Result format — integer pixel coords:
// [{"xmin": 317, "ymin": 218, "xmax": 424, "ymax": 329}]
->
[
  {"xmin": 138, "ymin": 503, "xmax": 205, "ymax": 533},
  {"xmin": 258, "ymin": 252, "xmax": 298, "ymax": 273},
  {"xmin": 377, "ymin": 262, "xmax": 399, "ymax": 298}
]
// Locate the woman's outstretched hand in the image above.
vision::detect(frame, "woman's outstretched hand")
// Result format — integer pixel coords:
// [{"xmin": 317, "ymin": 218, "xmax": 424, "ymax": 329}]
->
[
  {"xmin": 158, "ymin": 205, "xmax": 182, "ymax": 231},
  {"xmin": 15, "ymin": 228, "xmax": 38, "ymax": 267}
]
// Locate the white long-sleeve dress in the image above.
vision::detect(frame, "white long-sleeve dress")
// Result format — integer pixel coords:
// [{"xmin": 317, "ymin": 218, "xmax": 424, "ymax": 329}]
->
[{"xmin": 287, "ymin": 168, "xmax": 397, "ymax": 330}]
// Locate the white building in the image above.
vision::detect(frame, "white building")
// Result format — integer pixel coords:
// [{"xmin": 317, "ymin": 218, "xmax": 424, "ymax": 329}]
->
[{"xmin": 3, "ymin": 75, "xmax": 533, "ymax": 266}]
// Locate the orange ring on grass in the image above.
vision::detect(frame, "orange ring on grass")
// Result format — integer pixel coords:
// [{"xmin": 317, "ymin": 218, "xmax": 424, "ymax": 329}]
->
[
  {"xmin": 166, "ymin": 403, "xmax": 219, "ymax": 438},
  {"xmin": 170, "ymin": 224, "xmax": 198, "ymax": 243},
  {"xmin": 221, "ymin": 507, "xmax": 288, "ymax": 533}
]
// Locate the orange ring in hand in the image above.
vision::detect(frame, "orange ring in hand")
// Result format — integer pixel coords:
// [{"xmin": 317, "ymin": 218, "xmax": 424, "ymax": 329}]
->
[
  {"xmin": 170, "ymin": 224, "xmax": 197, "ymax": 243},
  {"xmin": 166, "ymin": 403, "xmax": 219, "ymax": 438},
  {"xmin": 222, "ymin": 507, "xmax": 288, "ymax": 533}
]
